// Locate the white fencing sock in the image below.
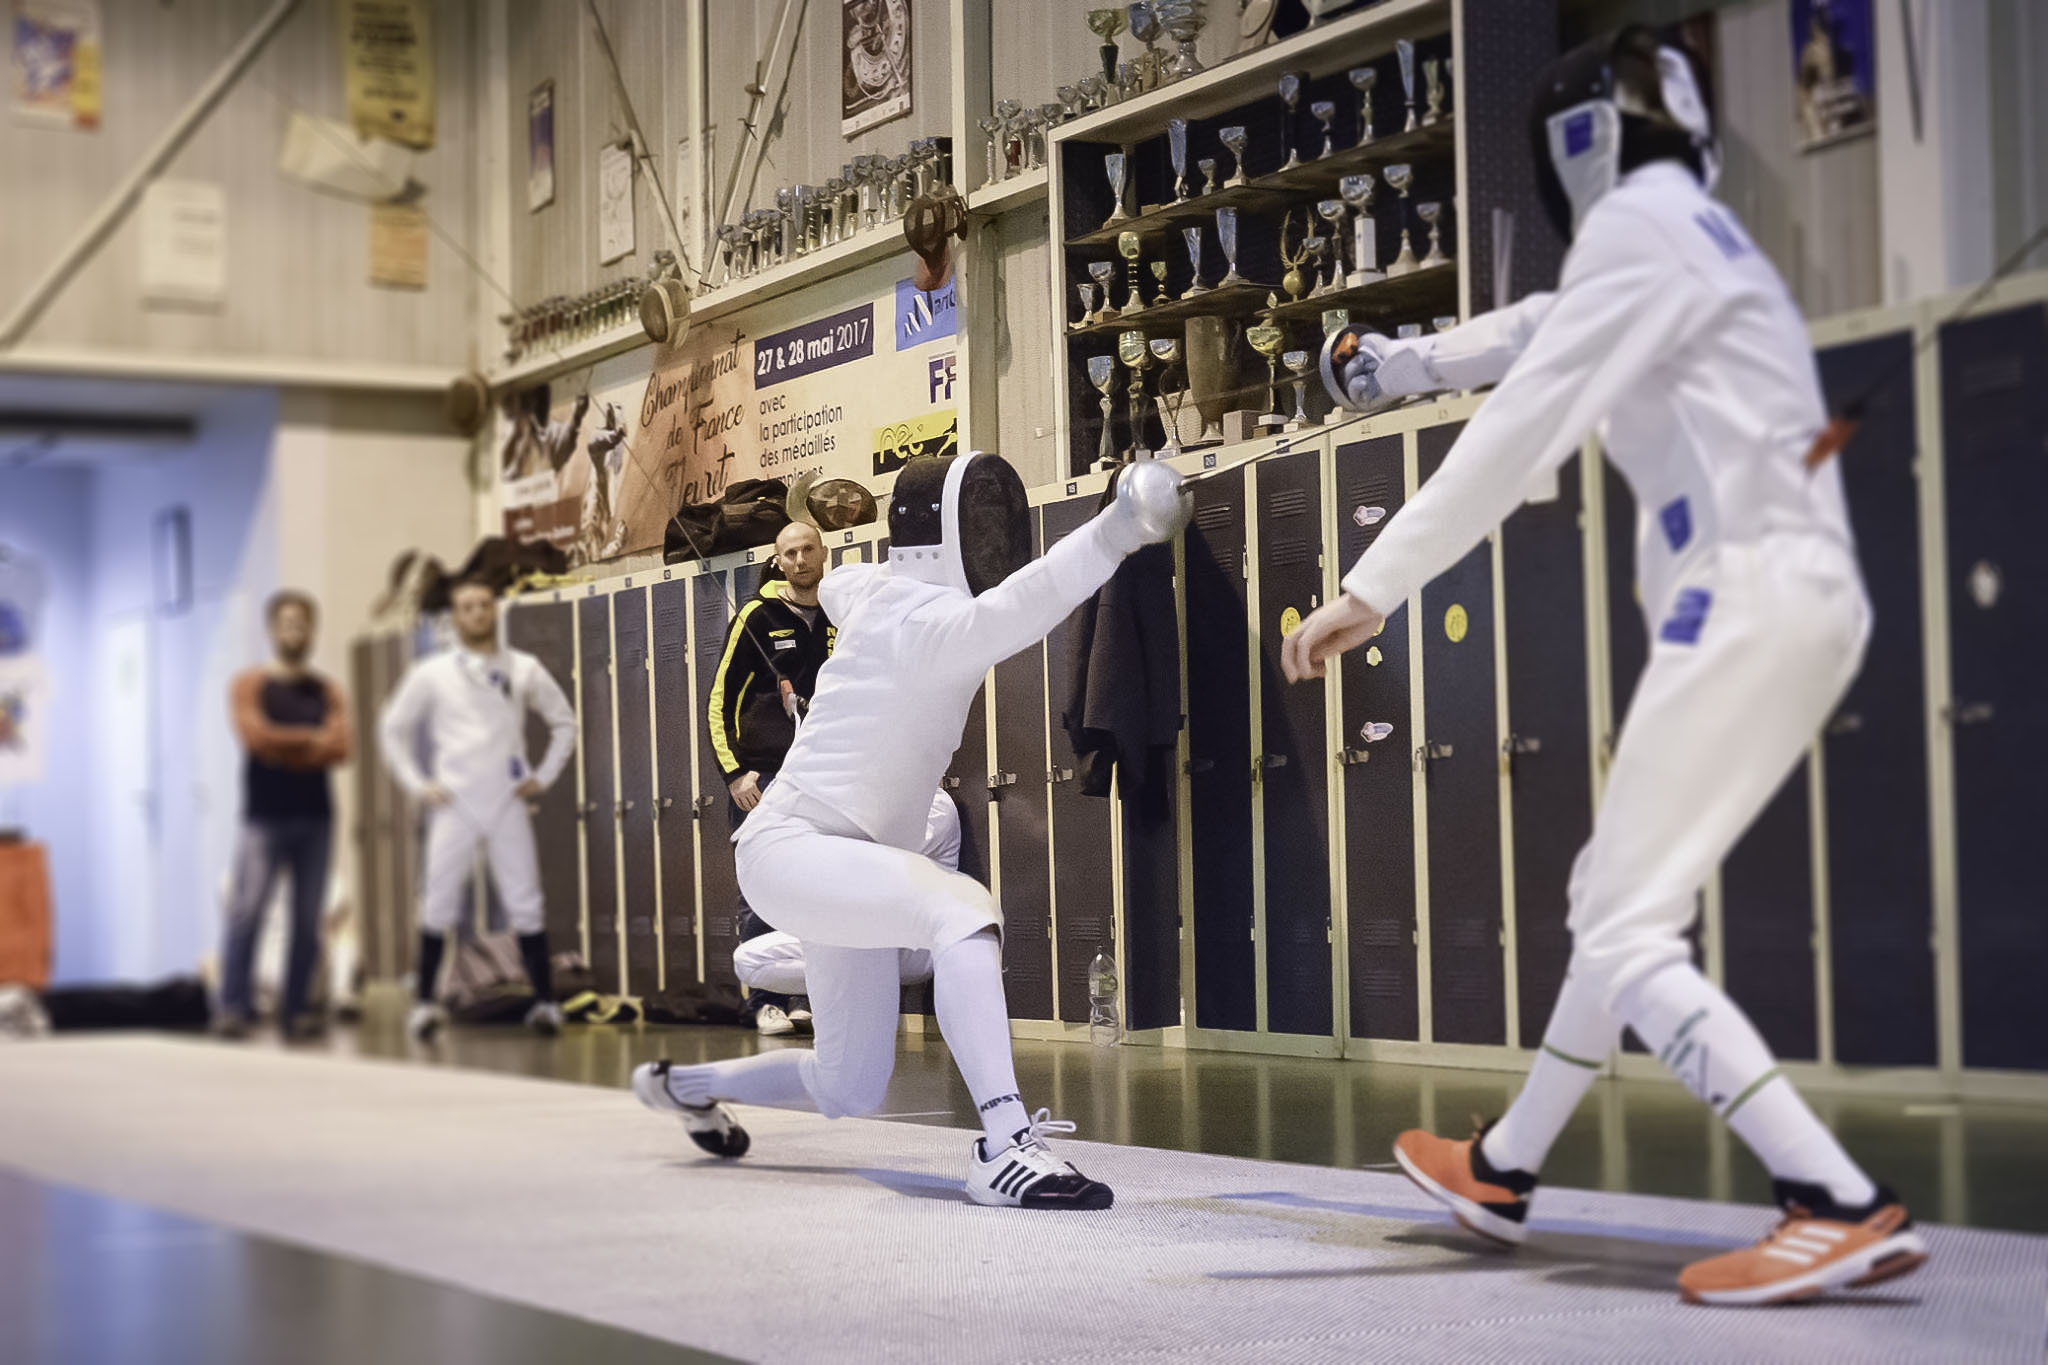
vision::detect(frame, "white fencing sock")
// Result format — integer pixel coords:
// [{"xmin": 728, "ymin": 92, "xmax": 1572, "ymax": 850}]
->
[
  {"xmin": 1617, "ymin": 962, "xmax": 1877, "ymax": 1208},
  {"xmin": 664, "ymin": 1049, "xmax": 815, "ymax": 1110},
  {"xmin": 932, "ymin": 929, "xmax": 1030, "ymax": 1151},
  {"xmin": 1481, "ymin": 970, "xmax": 1620, "ymax": 1175}
]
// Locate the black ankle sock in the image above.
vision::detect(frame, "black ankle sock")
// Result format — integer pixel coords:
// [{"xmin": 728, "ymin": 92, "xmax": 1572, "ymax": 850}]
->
[
  {"xmin": 517, "ymin": 931, "xmax": 554, "ymax": 1002},
  {"xmin": 416, "ymin": 930, "xmax": 446, "ymax": 1004}
]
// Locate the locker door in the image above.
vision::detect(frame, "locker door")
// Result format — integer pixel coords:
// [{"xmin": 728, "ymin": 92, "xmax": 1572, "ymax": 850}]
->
[
  {"xmin": 349, "ymin": 640, "xmax": 387, "ymax": 981},
  {"xmin": 1043, "ymin": 496, "xmax": 1116, "ymax": 1024},
  {"xmin": 612, "ymin": 586, "xmax": 659, "ymax": 994},
  {"xmin": 1941, "ymin": 305, "xmax": 2048, "ymax": 1071},
  {"xmin": 693, "ymin": 569, "xmax": 762, "ymax": 992},
  {"xmin": 504, "ymin": 600, "xmax": 583, "ymax": 953},
  {"xmin": 947, "ymin": 685, "xmax": 992, "ymax": 884},
  {"xmin": 1185, "ymin": 467, "xmax": 1257, "ymax": 1032},
  {"xmin": 1418, "ymin": 423, "xmax": 1505, "ymax": 1045},
  {"xmin": 992, "ymin": 515, "xmax": 1055, "ymax": 1021},
  {"xmin": 1501, "ymin": 459, "xmax": 1593, "ymax": 1048},
  {"xmin": 1334, "ymin": 436, "xmax": 1418, "ymax": 1042},
  {"xmin": 577, "ymin": 596, "xmax": 620, "ymax": 992},
  {"xmin": 650, "ymin": 578, "xmax": 699, "ymax": 987},
  {"xmin": 1254, "ymin": 450, "xmax": 1333, "ymax": 1036},
  {"xmin": 377, "ymin": 634, "xmax": 417, "ymax": 980},
  {"xmin": 1721, "ymin": 767, "xmax": 1816, "ymax": 1059},
  {"xmin": 1816, "ymin": 333, "xmax": 1936, "ymax": 1066},
  {"xmin": 1602, "ymin": 461, "xmax": 1647, "ymax": 737},
  {"xmin": 1121, "ymin": 535, "xmax": 1183, "ymax": 1035}
]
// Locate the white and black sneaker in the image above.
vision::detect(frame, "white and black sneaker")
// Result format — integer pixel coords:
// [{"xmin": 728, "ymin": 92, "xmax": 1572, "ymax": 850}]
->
[
  {"xmin": 787, "ymin": 1007, "xmax": 815, "ymax": 1036},
  {"xmin": 523, "ymin": 1000, "xmax": 564, "ymax": 1036},
  {"xmin": 406, "ymin": 1002, "xmax": 447, "ymax": 1044},
  {"xmin": 755, "ymin": 1004, "xmax": 795, "ymax": 1037},
  {"xmin": 966, "ymin": 1110, "xmax": 1113, "ymax": 1210},
  {"xmin": 631, "ymin": 1060, "xmax": 752, "ymax": 1159}
]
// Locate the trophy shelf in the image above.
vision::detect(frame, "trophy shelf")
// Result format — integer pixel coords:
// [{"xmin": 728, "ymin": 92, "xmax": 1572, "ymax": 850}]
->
[
  {"xmin": 967, "ymin": 167, "xmax": 1048, "ymax": 217},
  {"xmin": 690, "ymin": 218, "xmax": 912, "ymax": 327},
  {"xmin": 1066, "ymin": 281, "xmax": 1276, "ymax": 337},
  {"xmin": 490, "ymin": 316, "xmax": 649, "ymax": 389},
  {"xmin": 1260, "ymin": 261, "xmax": 1458, "ymax": 326},
  {"xmin": 1048, "ymin": 0, "xmax": 1450, "ymax": 149}
]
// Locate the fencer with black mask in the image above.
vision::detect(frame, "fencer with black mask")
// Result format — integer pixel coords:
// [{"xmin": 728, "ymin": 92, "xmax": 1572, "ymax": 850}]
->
[
  {"xmin": 635, "ymin": 451, "xmax": 1189, "ymax": 1209},
  {"xmin": 1287, "ymin": 27, "xmax": 1926, "ymax": 1306}
]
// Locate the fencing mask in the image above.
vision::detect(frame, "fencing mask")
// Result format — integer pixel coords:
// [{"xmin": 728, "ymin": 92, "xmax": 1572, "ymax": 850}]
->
[
  {"xmin": 1531, "ymin": 25, "xmax": 1718, "ymax": 242},
  {"xmin": 887, "ymin": 451, "xmax": 1031, "ymax": 596}
]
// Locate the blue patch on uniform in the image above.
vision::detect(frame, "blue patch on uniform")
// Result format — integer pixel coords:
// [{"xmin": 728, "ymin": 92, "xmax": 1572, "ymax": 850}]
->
[
  {"xmin": 1694, "ymin": 209, "xmax": 1752, "ymax": 261},
  {"xmin": 1563, "ymin": 110, "xmax": 1594, "ymax": 157},
  {"xmin": 509, "ymin": 757, "xmax": 526, "ymax": 780},
  {"xmin": 1660, "ymin": 496, "xmax": 1692, "ymax": 552},
  {"xmin": 1659, "ymin": 588, "xmax": 1713, "ymax": 645}
]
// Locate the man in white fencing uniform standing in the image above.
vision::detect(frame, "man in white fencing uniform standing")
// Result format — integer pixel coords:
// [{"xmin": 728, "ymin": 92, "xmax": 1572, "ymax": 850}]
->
[
  {"xmin": 379, "ymin": 576, "xmax": 578, "ymax": 1043},
  {"xmin": 1287, "ymin": 26, "xmax": 1926, "ymax": 1306},
  {"xmin": 635, "ymin": 451, "xmax": 1188, "ymax": 1209}
]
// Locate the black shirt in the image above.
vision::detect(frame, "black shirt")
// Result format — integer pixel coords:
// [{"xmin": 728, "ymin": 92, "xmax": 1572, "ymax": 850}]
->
[{"xmin": 245, "ymin": 676, "xmax": 334, "ymax": 823}]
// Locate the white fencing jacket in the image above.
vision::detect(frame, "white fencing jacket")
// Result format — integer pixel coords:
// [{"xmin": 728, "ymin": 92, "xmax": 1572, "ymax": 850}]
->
[
  {"xmin": 1346, "ymin": 160, "xmax": 1856, "ymax": 632},
  {"xmin": 769, "ymin": 511, "xmax": 1140, "ymax": 852},
  {"xmin": 377, "ymin": 646, "xmax": 577, "ymax": 827}
]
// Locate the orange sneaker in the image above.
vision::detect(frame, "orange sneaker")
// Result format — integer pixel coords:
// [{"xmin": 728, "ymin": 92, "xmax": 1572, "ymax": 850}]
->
[
  {"xmin": 1392, "ymin": 1122, "xmax": 1538, "ymax": 1246},
  {"xmin": 1679, "ymin": 1181, "xmax": 1929, "ymax": 1307}
]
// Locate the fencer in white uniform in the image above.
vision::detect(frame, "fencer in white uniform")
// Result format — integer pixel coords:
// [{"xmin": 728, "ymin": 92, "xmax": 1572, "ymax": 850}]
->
[
  {"xmin": 378, "ymin": 578, "xmax": 577, "ymax": 1042},
  {"xmin": 729, "ymin": 788, "xmax": 959, "ymax": 998},
  {"xmin": 635, "ymin": 452, "xmax": 1189, "ymax": 1209},
  {"xmin": 1287, "ymin": 27, "xmax": 1925, "ymax": 1306}
]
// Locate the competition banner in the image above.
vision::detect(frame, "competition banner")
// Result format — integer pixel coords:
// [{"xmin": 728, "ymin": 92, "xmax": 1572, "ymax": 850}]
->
[
  {"xmin": 338, "ymin": 0, "xmax": 434, "ymax": 149},
  {"xmin": 500, "ymin": 260, "xmax": 961, "ymax": 565}
]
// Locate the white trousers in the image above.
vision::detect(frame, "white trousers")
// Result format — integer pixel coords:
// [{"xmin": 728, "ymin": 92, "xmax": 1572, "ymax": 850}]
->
[
  {"xmin": 1566, "ymin": 536, "xmax": 1870, "ymax": 1006},
  {"xmin": 419, "ymin": 796, "xmax": 544, "ymax": 935}
]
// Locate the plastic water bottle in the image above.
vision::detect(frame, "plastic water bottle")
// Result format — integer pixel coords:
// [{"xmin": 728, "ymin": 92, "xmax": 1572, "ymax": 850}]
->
[{"xmin": 1088, "ymin": 948, "xmax": 1121, "ymax": 1047}]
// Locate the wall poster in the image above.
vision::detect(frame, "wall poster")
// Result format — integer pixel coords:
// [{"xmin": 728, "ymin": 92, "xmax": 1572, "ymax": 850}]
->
[
  {"xmin": 527, "ymin": 80, "xmax": 555, "ymax": 211},
  {"xmin": 1792, "ymin": 0, "xmax": 1875, "ymax": 150},
  {"xmin": 338, "ymin": 0, "xmax": 434, "ymax": 149},
  {"xmin": 0, "ymin": 544, "xmax": 48, "ymax": 787},
  {"xmin": 10, "ymin": 0, "xmax": 99, "ymax": 129},
  {"xmin": 498, "ymin": 258, "xmax": 961, "ymax": 566},
  {"xmin": 841, "ymin": 0, "xmax": 911, "ymax": 137}
]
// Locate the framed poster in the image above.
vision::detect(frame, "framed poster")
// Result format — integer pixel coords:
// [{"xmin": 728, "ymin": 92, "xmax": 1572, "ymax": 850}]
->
[
  {"xmin": 527, "ymin": 80, "xmax": 555, "ymax": 211},
  {"xmin": 598, "ymin": 140, "xmax": 634, "ymax": 264},
  {"xmin": 11, "ymin": 0, "xmax": 100, "ymax": 129},
  {"xmin": 841, "ymin": 0, "xmax": 910, "ymax": 137},
  {"xmin": 1793, "ymin": 0, "xmax": 1875, "ymax": 150}
]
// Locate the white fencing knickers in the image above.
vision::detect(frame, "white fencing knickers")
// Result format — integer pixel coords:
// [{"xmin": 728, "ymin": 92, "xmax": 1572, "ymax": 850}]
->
[
  {"xmin": 733, "ymin": 783, "xmax": 997, "ymax": 1119},
  {"xmin": 418, "ymin": 795, "xmax": 545, "ymax": 936},
  {"xmin": 1565, "ymin": 535, "xmax": 1870, "ymax": 1007}
]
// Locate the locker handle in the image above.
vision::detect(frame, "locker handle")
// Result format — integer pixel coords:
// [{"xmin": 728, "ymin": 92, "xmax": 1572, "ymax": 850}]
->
[
  {"xmin": 941, "ymin": 775, "xmax": 963, "ymax": 791},
  {"xmin": 1414, "ymin": 741, "xmax": 1453, "ymax": 771},
  {"xmin": 693, "ymin": 794, "xmax": 716, "ymax": 814},
  {"xmin": 1251, "ymin": 754, "xmax": 1287, "ymax": 784},
  {"xmin": 1503, "ymin": 735, "xmax": 1540, "ymax": 756},
  {"xmin": 1826, "ymin": 712, "xmax": 1863, "ymax": 737},
  {"xmin": 615, "ymin": 800, "xmax": 635, "ymax": 818},
  {"xmin": 1947, "ymin": 701, "xmax": 1994, "ymax": 727},
  {"xmin": 1339, "ymin": 747, "xmax": 1371, "ymax": 767},
  {"xmin": 578, "ymin": 800, "xmax": 601, "ymax": 817},
  {"xmin": 659, "ymin": 797, "xmax": 675, "ymax": 810},
  {"xmin": 1184, "ymin": 757, "xmax": 1216, "ymax": 775},
  {"xmin": 987, "ymin": 771, "xmax": 1019, "ymax": 790},
  {"xmin": 1048, "ymin": 767, "xmax": 1076, "ymax": 784}
]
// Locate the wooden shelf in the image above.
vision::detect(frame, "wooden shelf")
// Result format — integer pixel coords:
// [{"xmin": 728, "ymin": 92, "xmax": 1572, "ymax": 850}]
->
[
  {"xmin": 1066, "ymin": 281, "xmax": 1276, "ymax": 337},
  {"xmin": 1066, "ymin": 119, "xmax": 1456, "ymax": 249},
  {"xmin": 1259, "ymin": 261, "xmax": 1457, "ymax": 325},
  {"xmin": 1048, "ymin": 0, "xmax": 1449, "ymax": 148},
  {"xmin": 689, "ymin": 221, "xmax": 911, "ymax": 327},
  {"xmin": 490, "ymin": 318, "xmax": 648, "ymax": 389},
  {"xmin": 968, "ymin": 167, "xmax": 1048, "ymax": 215}
]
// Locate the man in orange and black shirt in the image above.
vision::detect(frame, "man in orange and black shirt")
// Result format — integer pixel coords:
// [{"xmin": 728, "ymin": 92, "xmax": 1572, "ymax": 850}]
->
[{"xmin": 707, "ymin": 522, "xmax": 832, "ymax": 1032}]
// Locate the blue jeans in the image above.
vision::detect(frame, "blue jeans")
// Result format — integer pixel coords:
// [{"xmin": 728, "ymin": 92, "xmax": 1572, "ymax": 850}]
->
[{"xmin": 218, "ymin": 818, "xmax": 333, "ymax": 1023}]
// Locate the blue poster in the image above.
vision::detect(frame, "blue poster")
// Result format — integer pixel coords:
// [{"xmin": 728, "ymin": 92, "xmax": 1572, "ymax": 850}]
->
[
  {"xmin": 894, "ymin": 275, "xmax": 958, "ymax": 350},
  {"xmin": 1791, "ymin": 0, "xmax": 1875, "ymax": 149}
]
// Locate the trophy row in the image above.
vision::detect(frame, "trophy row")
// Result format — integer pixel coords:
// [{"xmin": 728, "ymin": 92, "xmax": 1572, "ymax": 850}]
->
[
  {"xmin": 1084, "ymin": 311, "xmax": 1456, "ymax": 466},
  {"xmin": 713, "ymin": 137, "xmax": 953, "ymax": 288},
  {"xmin": 501, "ymin": 261, "xmax": 667, "ymax": 365},
  {"xmin": 1074, "ymin": 185, "xmax": 1452, "ymax": 329}
]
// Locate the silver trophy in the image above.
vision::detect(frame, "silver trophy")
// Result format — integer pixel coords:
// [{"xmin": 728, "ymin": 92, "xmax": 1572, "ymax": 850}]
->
[
  {"xmin": 1303, "ymin": 0, "xmax": 1344, "ymax": 24},
  {"xmin": 1317, "ymin": 199, "xmax": 1349, "ymax": 285},
  {"xmin": 1349, "ymin": 66, "xmax": 1378, "ymax": 146},
  {"xmin": 1423, "ymin": 57, "xmax": 1446, "ymax": 126},
  {"xmin": 1312, "ymin": 101, "xmax": 1337, "ymax": 159},
  {"xmin": 1149, "ymin": 336, "xmax": 1188, "ymax": 458},
  {"xmin": 1199, "ymin": 157, "xmax": 1218, "ymax": 196},
  {"xmin": 1151, "ymin": 258, "xmax": 1171, "ymax": 307},
  {"xmin": 1088, "ymin": 354, "xmax": 1119, "ymax": 466},
  {"xmin": 1077, "ymin": 281, "xmax": 1099, "ymax": 327},
  {"xmin": 1181, "ymin": 224, "xmax": 1208, "ymax": 296},
  {"xmin": 1219, "ymin": 126, "xmax": 1248, "ymax": 188},
  {"xmin": 1216, "ymin": 207, "xmax": 1245, "ymax": 287},
  {"xmin": 1184, "ymin": 314, "xmax": 1233, "ymax": 446},
  {"xmin": 1118, "ymin": 230, "xmax": 1145, "ymax": 314},
  {"xmin": 1163, "ymin": 1, "xmax": 1205, "ymax": 80},
  {"xmin": 1128, "ymin": 2, "xmax": 1165, "ymax": 91},
  {"xmin": 1433, "ymin": 315, "xmax": 1458, "ymax": 332},
  {"xmin": 1340, "ymin": 174, "xmax": 1381, "ymax": 285},
  {"xmin": 1396, "ymin": 40, "xmax": 1417, "ymax": 133},
  {"xmin": 1417, "ymin": 201, "xmax": 1452, "ymax": 270},
  {"xmin": 1383, "ymin": 164, "xmax": 1417, "ymax": 276},
  {"xmin": 1167, "ymin": 117, "xmax": 1190, "ymax": 203},
  {"xmin": 1303, "ymin": 235, "xmax": 1331, "ymax": 296},
  {"xmin": 1278, "ymin": 72, "xmax": 1306, "ymax": 170},
  {"xmin": 1103, "ymin": 151, "xmax": 1132, "ymax": 228},
  {"xmin": 1057, "ymin": 84, "xmax": 1085, "ymax": 120},
  {"xmin": 1089, "ymin": 260, "xmax": 1120, "ymax": 320},
  {"xmin": 1119, "ymin": 329, "xmax": 1155, "ymax": 458},
  {"xmin": 1283, "ymin": 349, "xmax": 1312, "ymax": 429}
]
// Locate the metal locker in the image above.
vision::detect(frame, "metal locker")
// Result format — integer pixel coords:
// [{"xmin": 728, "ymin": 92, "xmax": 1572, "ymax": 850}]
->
[
  {"xmin": 948, "ymin": 685, "xmax": 992, "ymax": 885},
  {"xmin": 504, "ymin": 601, "xmax": 584, "ymax": 957},
  {"xmin": 1417, "ymin": 424, "xmax": 1506, "ymax": 1045},
  {"xmin": 1184, "ymin": 467, "xmax": 1257, "ymax": 1033},
  {"xmin": 1334, "ymin": 435, "xmax": 1419, "ymax": 1042},
  {"xmin": 1254, "ymin": 449, "xmax": 1334, "ymax": 1037},
  {"xmin": 650, "ymin": 578, "xmax": 699, "ymax": 987},
  {"xmin": 577, "ymin": 596, "xmax": 621, "ymax": 992},
  {"xmin": 1721, "ymin": 766, "xmax": 1817, "ymax": 1060},
  {"xmin": 1602, "ymin": 461, "xmax": 1647, "ymax": 737},
  {"xmin": 1816, "ymin": 333, "xmax": 1936, "ymax": 1066},
  {"xmin": 1500, "ymin": 458, "xmax": 1594, "ymax": 1049},
  {"xmin": 991, "ymin": 514, "xmax": 1055, "ymax": 1021},
  {"xmin": 692, "ymin": 568, "xmax": 762, "ymax": 992},
  {"xmin": 1940, "ymin": 305, "xmax": 2048, "ymax": 1071},
  {"xmin": 349, "ymin": 640, "xmax": 387, "ymax": 981},
  {"xmin": 612, "ymin": 587, "xmax": 660, "ymax": 994},
  {"xmin": 1043, "ymin": 496, "xmax": 1117, "ymax": 1024},
  {"xmin": 377, "ymin": 633, "xmax": 418, "ymax": 980}
]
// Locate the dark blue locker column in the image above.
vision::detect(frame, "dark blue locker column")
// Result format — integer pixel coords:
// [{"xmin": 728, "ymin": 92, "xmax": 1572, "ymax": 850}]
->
[
  {"xmin": 1941, "ymin": 304, "xmax": 2048, "ymax": 1071},
  {"xmin": 612, "ymin": 586, "xmax": 659, "ymax": 995},
  {"xmin": 947, "ymin": 686, "xmax": 992, "ymax": 883},
  {"xmin": 1720, "ymin": 768, "xmax": 1817, "ymax": 1059},
  {"xmin": 1417, "ymin": 423, "xmax": 1505, "ymax": 1045},
  {"xmin": 1334, "ymin": 436, "xmax": 1418, "ymax": 1041},
  {"xmin": 1816, "ymin": 333, "xmax": 1935, "ymax": 1066},
  {"xmin": 378, "ymin": 634, "xmax": 418, "ymax": 980},
  {"xmin": 576, "ymin": 595, "xmax": 620, "ymax": 993},
  {"xmin": 504, "ymin": 601, "xmax": 583, "ymax": 956},
  {"xmin": 1043, "ymin": 496, "xmax": 1116, "ymax": 1024},
  {"xmin": 1254, "ymin": 451, "xmax": 1333, "ymax": 1037},
  {"xmin": 649, "ymin": 578, "xmax": 698, "ymax": 988},
  {"xmin": 692, "ymin": 569, "xmax": 758, "ymax": 993},
  {"xmin": 1500, "ymin": 458, "xmax": 1593, "ymax": 1049},
  {"xmin": 991, "ymin": 514, "xmax": 1054, "ymax": 1020},
  {"xmin": 1185, "ymin": 468, "xmax": 1257, "ymax": 1033}
]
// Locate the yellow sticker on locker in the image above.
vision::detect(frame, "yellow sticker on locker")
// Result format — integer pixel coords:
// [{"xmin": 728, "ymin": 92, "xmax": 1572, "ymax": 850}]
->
[
  {"xmin": 1444, "ymin": 603, "xmax": 1469, "ymax": 643},
  {"xmin": 1279, "ymin": 606, "xmax": 1302, "ymax": 636}
]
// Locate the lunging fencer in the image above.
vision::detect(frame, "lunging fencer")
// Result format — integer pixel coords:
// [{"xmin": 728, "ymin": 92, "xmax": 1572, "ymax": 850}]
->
[
  {"xmin": 635, "ymin": 451, "xmax": 1188, "ymax": 1209},
  {"xmin": 1287, "ymin": 26, "xmax": 1925, "ymax": 1306},
  {"xmin": 377, "ymin": 576, "xmax": 578, "ymax": 1043}
]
